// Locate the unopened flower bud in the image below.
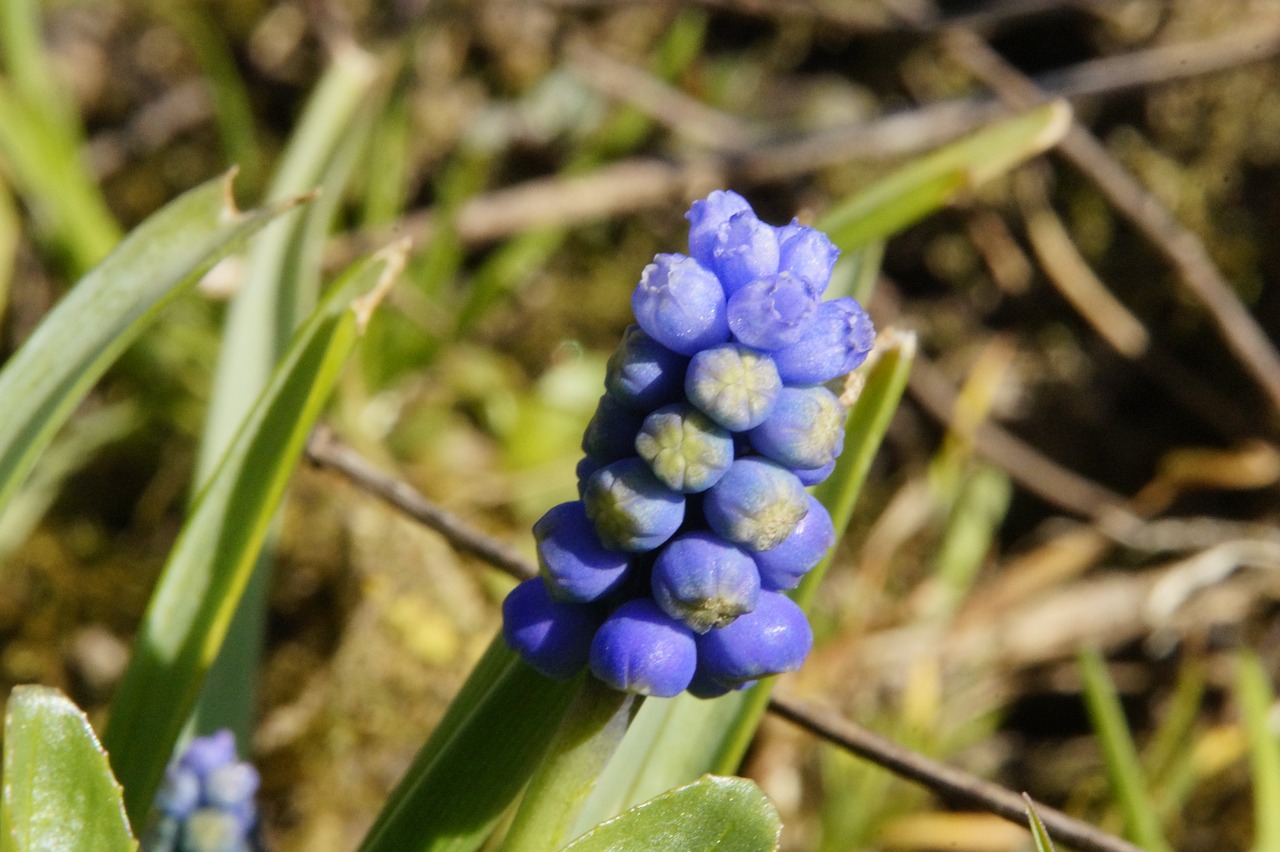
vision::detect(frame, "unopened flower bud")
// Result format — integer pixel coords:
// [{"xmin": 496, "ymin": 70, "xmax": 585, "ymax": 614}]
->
[
  {"xmin": 635, "ymin": 403, "xmax": 734, "ymax": 493},
  {"xmin": 502, "ymin": 578, "xmax": 600, "ymax": 680},
  {"xmin": 752, "ymin": 495, "xmax": 836, "ymax": 591},
  {"xmin": 747, "ymin": 385, "xmax": 846, "ymax": 471},
  {"xmin": 685, "ymin": 343, "xmax": 781, "ymax": 431},
  {"xmin": 590, "ymin": 598, "xmax": 697, "ymax": 697},
  {"xmin": 695, "ymin": 591, "xmax": 813, "ymax": 685},
  {"xmin": 726, "ymin": 273, "xmax": 820, "ymax": 351},
  {"xmin": 632, "ymin": 254, "xmax": 730, "ymax": 356},
  {"xmin": 703, "ymin": 458, "xmax": 808, "ymax": 551},
  {"xmin": 605, "ymin": 325, "xmax": 690, "ymax": 410},
  {"xmin": 583, "ymin": 457, "xmax": 686, "ymax": 552},
  {"xmin": 534, "ymin": 501, "xmax": 632, "ymax": 601},
  {"xmin": 651, "ymin": 532, "xmax": 761, "ymax": 633},
  {"xmin": 770, "ymin": 297, "xmax": 874, "ymax": 384}
]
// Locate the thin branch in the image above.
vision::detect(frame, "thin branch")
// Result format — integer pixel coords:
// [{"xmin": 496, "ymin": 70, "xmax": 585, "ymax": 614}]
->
[
  {"xmin": 943, "ymin": 28, "xmax": 1280, "ymax": 423},
  {"xmin": 304, "ymin": 425, "xmax": 537, "ymax": 581},
  {"xmin": 768, "ymin": 692, "xmax": 1144, "ymax": 852}
]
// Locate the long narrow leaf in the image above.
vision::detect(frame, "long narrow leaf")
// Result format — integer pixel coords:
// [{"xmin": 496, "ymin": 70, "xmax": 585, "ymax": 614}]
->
[
  {"xmin": 103, "ymin": 243, "xmax": 406, "ymax": 826},
  {"xmin": 3, "ymin": 686, "xmax": 136, "ymax": 852},
  {"xmin": 1078, "ymin": 648, "xmax": 1171, "ymax": 851},
  {"xmin": 358, "ymin": 639, "xmax": 578, "ymax": 852},
  {"xmin": 193, "ymin": 45, "xmax": 384, "ymax": 742},
  {"xmin": 0, "ymin": 171, "xmax": 306, "ymax": 524},
  {"xmin": 1237, "ymin": 651, "xmax": 1280, "ymax": 852},
  {"xmin": 820, "ymin": 101, "xmax": 1071, "ymax": 253},
  {"xmin": 563, "ymin": 776, "xmax": 779, "ymax": 852}
]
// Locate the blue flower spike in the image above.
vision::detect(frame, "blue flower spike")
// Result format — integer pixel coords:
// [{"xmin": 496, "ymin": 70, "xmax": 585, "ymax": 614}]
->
[
  {"xmin": 148, "ymin": 730, "xmax": 260, "ymax": 852},
  {"xmin": 651, "ymin": 532, "xmax": 761, "ymax": 632},
  {"xmin": 504, "ymin": 189, "xmax": 874, "ymax": 697},
  {"xmin": 634, "ymin": 403, "xmax": 734, "ymax": 493}
]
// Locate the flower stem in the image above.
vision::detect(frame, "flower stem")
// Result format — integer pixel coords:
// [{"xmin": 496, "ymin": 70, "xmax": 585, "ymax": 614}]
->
[{"xmin": 499, "ymin": 678, "xmax": 640, "ymax": 851}]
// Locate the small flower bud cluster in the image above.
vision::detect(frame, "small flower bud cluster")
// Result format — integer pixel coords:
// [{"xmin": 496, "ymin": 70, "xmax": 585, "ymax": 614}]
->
[
  {"xmin": 148, "ymin": 729, "xmax": 261, "ymax": 852},
  {"xmin": 503, "ymin": 191, "xmax": 874, "ymax": 699}
]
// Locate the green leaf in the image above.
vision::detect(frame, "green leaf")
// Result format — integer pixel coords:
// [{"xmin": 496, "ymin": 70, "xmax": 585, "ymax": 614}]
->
[
  {"xmin": 576, "ymin": 332, "xmax": 916, "ymax": 830},
  {"xmin": 1078, "ymin": 648, "xmax": 1171, "ymax": 852},
  {"xmin": 563, "ymin": 776, "xmax": 779, "ymax": 852},
  {"xmin": 1024, "ymin": 794, "xmax": 1057, "ymax": 852},
  {"xmin": 193, "ymin": 44, "xmax": 384, "ymax": 744},
  {"xmin": 0, "ymin": 171, "xmax": 306, "ymax": 525},
  {"xmin": 2, "ymin": 685, "xmax": 136, "ymax": 852},
  {"xmin": 102, "ymin": 242, "xmax": 407, "ymax": 826},
  {"xmin": 819, "ymin": 101, "xmax": 1071, "ymax": 253},
  {"xmin": 1237, "ymin": 651, "xmax": 1280, "ymax": 852},
  {"xmin": 358, "ymin": 639, "xmax": 579, "ymax": 852}
]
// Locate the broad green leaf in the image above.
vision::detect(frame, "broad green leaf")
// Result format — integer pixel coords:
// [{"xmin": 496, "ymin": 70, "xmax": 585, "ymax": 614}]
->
[
  {"xmin": 2, "ymin": 685, "xmax": 136, "ymax": 852},
  {"xmin": 1078, "ymin": 648, "xmax": 1171, "ymax": 852},
  {"xmin": 194, "ymin": 44, "xmax": 384, "ymax": 743},
  {"xmin": 103, "ymin": 243, "xmax": 407, "ymax": 825},
  {"xmin": 563, "ymin": 776, "xmax": 779, "ymax": 852},
  {"xmin": 1237, "ymin": 651, "xmax": 1280, "ymax": 852},
  {"xmin": 0, "ymin": 171, "xmax": 306, "ymax": 524},
  {"xmin": 576, "ymin": 333, "xmax": 916, "ymax": 830},
  {"xmin": 358, "ymin": 639, "xmax": 578, "ymax": 852},
  {"xmin": 820, "ymin": 101, "xmax": 1071, "ymax": 253},
  {"xmin": 1024, "ymin": 795, "xmax": 1057, "ymax": 852}
]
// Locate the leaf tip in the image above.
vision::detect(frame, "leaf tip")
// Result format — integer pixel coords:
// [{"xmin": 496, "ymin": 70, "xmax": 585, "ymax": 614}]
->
[
  {"xmin": 219, "ymin": 166, "xmax": 243, "ymax": 219},
  {"xmin": 351, "ymin": 238, "xmax": 411, "ymax": 332}
]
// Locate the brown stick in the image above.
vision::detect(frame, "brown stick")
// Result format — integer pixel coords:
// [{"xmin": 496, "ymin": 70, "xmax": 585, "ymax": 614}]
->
[
  {"xmin": 943, "ymin": 28, "xmax": 1280, "ymax": 422},
  {"xmin": 303, "ymin": 425, "xmax": 537, "ymax": 581},
  {"xmin": 768, "ymin": 692, "xmax": 1144, "ymax": 852}
]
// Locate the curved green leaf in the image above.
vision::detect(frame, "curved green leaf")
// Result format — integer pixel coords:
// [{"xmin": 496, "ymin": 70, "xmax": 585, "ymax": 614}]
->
[
  {"xmin": 103, "ymin": 242, "xmax": 407, "ymax": 826},
  {"xmin": 2, "ymin": 686, "xmax": 136, "ymax": 852},
  {"xmin": 1237, "ymin": 651, "xmax": 1280, "ymax": 852},
  {"xmin": 820, "ymin": 101, "xmax": 1071, "ymax": 253},
  {"xmin": 563, "ymin": 776, "xmax": 779, "ymax": 852},
  {"xmin": 0, "ymin": 171, "xmax": 308, "ymax": 523},
  {"xmin": 358, "ymin": 639, "xmax": 578, "ymax": 852}
]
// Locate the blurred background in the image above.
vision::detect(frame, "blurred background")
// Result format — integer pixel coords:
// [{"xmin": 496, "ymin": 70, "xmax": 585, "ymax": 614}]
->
[{"xmin": 2, "ymin": 0, "xmax": 1280, "ymax": 849}]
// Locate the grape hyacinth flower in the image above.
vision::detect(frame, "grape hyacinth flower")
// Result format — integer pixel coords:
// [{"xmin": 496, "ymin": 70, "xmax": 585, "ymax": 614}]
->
[
  {"xmin": 502, "ymin": 189, "xmax": 874, "ymax": 698},
  {"xmin": 148, "ymin": 729, "xmax": 261, "ymax": 852}
]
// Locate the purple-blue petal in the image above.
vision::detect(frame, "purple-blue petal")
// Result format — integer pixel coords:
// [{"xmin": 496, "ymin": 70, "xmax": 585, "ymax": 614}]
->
[
  {"xmin": 695, "ymin": 591, "xmax": 813, "ymax": 684},
  {"xmin": 632, "ymin": 253, "xmax": 730, "ymax": 356},
  {"xmin": 726, "ymin": 273, "xmax": 820, "ymax": 351},
  {"xmin": 651, "ymin": 532, "xmax": 761, "ymax": 633},
  {"xmin": 769, "ymin": 297, "xmax": 875, "ymax": 384},
  {"xmin": 534, "ymin": 501, "xmax": 632, "ymax": 601},
  {"xmin": 502, "ymin": 578, "xmax": 601, "ymax": 680},
  {"xmin": 746, "ymin": 384, "xmax": 846, "ymax": 470},
  {"xmin": 703, "ymin": 458, "xmax": 809, "ymax": 551},
  {"xmin": 589, "ymin": 598, "xmax": 698, "ymax": 697}
]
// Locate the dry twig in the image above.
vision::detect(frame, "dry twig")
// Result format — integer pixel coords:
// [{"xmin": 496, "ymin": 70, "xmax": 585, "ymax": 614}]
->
[{"xmin": 769, "ymin": 692, "xmax": 1143, "ymax": 852}]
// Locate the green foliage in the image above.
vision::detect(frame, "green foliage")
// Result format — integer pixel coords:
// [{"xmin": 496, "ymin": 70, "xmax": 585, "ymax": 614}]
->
[
  {"xmin": 0, "ymin": 172, "xmax": 304, "ymax": 526},
  {"xmin": 563, "ymin": 776, "xmax": 780, "ymax": 852},
  {"xmin": 2, "ymin": 686, "xmax": 136, "ymax": 852},
  {"xmin": 1237, "ymin": 651, "xmax": 1280, "ymax": 852},
  {"xmin": 1078, "ymin": 647, "xmax": 1172, "ymax": 851},
  {"xmin": 103, "ymin": 243, "xmax": 406, "ymax": 826}
]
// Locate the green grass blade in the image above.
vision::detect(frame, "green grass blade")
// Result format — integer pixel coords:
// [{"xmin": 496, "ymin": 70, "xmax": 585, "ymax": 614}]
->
[
  {"xmin": 192, "ymin": 45, "xmax": 384, "ymax": 742},
  {"xmin": 0, "ymin": 171, "xmax": 305, "ymax": 525},
  {"xmin": 819, "ymin": 101, "xmax": 1071, "ymax": 253},
  {"xmin": 3, "ymin": 686, "xmax": 136, "ymax": 852},
  {"xmin": 0, "ymin": 0, "xmax": 78, "ymax": 133},
  {"xmin": 1078, "ymin": 648, "xmax": 1171, "ymax": 851},
  {"xmin": 563, "ymin": 776, "xmax": 779, "ymax": 852},
  {"xmin": 358, "ymin": 639, "xmax": 579, "ymax": 852},
  {"xmin": 1237, "ymin": 651, "xmax": 1280, "ymax": 852},
  {"xmin": 1024, "ymin": 794, "xmax": 1057, "ymax": 852},
  {"xmin": 102, "ymin": 243, "xmax": 406, "ymax": 826}
]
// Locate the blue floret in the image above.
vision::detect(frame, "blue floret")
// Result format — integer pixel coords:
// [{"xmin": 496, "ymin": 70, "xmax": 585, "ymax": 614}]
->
[
  {"xmin": 148, "ymin": 730, "xmax": 260, "ymax": 852},
  {"xmin": 632, "ymin": 253, "xmax": 730, "ymax": 356},
  {"xmin": 651, "ymin": 532, "xmax": 760, "ymax": 633},
  {"xmin": 503, "ymin": 577, "xmax": 601, "ymax": 680},
  {"xmin": 582, "ymin": 457, "xmax": 686, "ymax": 552},
  {"xmin": 703, "ymin": 457, "xmax": 809, "ymax": 551},
  {"xmin": 589, "ymin": 598, "xmax": 698, "ymax": 697},
  {"xmin": 534, "ymin": 501, "xmax": 632, "ymax": 602}
]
